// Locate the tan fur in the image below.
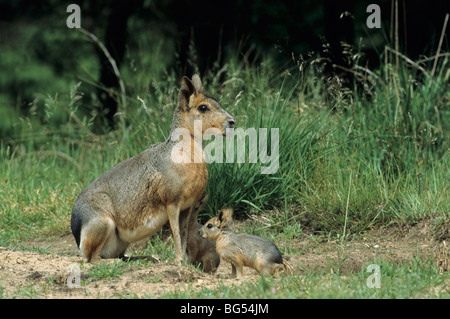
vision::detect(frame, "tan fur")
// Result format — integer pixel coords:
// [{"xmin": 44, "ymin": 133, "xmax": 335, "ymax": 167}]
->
[
  {"xmin": 81, "ymin": 236, "xmax": 104, "ymax": 262},
  {"xmin": 200, "ymin": 209, "xmax": 286, "ymax": 278},
  {"xmin": 71, "ymin": 75, "xmax": 235, "ymax": 263}
]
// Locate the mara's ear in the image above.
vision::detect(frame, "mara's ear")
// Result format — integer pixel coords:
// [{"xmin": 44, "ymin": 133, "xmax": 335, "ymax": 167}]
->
[
  {"xmin": 223, "ymin": 208, "xmax": 234, "ymax": 224},
  {"xmin": 178, "ymin": 76, "xmax": 196, "ymax": 110},
  {"xmin": 218, "ymin": 210, "xmax": 224, "ymax": 223},
  {"xmin": 218, "ymin": 208, "xmax": 233, "ymax": 229},
  {"xmin": 191, "ymin": 74, "xmax": 203, "ymax": 93}
]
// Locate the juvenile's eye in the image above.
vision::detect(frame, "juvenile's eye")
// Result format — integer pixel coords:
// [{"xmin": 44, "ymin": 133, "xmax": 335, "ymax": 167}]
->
[
  {"xmin": 198, "ymin": 104, "xmax": 209, "ymax": 113},
  {"xmin": 206, "ymin": 223, "xmax": 213, "ymax": 229}
]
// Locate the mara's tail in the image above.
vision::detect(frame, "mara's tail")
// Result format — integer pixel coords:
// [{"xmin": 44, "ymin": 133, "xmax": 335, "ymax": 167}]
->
[{"xmin": 70, "ymin": 208, "xmax": 83, "ymax": 248}]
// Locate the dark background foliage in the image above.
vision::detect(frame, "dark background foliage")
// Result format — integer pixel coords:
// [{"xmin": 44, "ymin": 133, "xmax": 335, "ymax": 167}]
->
[{"xmin": 0, "ymin": 0, "xmax": 448, "ymax": 134}]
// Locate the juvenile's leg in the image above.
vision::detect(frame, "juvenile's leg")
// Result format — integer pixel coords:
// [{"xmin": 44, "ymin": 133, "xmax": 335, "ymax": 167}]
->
[
  {"xmin": 257, "ymin": 261, "xmax": 285, "ymax": 276},
  {"xmin": 230, "ymin": 263, "xmax": 237, "ymax": 278},
  {"xmin": 230, "ymin": 261, "xmax": 244, "ymax": 278}
]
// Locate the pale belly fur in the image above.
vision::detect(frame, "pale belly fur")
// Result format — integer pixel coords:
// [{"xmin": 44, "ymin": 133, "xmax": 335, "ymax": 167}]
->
[{"xmin": 117, "ymin": 213, "xmax": 169, "ymax": 243}]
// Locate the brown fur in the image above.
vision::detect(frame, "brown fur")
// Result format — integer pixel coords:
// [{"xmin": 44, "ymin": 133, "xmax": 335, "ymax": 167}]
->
[
  {"xmin": 81, "ymin": 236, "xmax": 103, "ymax": 262},
  {"xmin": 71, "ymin": 75, "xmax": 235, "ymax": 263},
  {"xmin": 200, "ymin": 209, "xmax": 286, "ymax": 278},
  {"xmin": 186, "ymin": 193, "xmax": 221, "ymax": 273}
]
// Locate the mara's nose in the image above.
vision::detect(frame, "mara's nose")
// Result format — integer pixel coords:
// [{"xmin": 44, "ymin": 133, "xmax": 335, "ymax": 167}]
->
[{"xmin": 228, "ymin": 119, "xmax": 235, "ymax": 127}]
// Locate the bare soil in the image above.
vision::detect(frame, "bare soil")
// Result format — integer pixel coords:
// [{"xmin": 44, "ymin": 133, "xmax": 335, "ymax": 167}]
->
[{"xmin": 0, "ymin": 220, "xmax": 447, "ymax": 298}]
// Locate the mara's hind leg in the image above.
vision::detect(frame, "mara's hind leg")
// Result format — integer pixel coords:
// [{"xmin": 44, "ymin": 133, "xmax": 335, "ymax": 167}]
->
[
  {"xmin": 100, "ymin": 229, "xmax": 129, "ymax": 259},
  {"xmin": 79, "ymin": 216, "xmax": 115, "ymax": 262}
]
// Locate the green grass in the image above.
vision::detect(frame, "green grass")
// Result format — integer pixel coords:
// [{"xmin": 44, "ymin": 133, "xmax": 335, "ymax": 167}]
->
[
  {"xmin": 1, "ymin": 45, "xmax": 449, "ymax": 245},
  {"xmin": 160, "ymin": 258, "xmax": 449, "ymax": 298},
  {"xmin": 204, "ymin": 73, "xmax": 329, "ymax": 215},
  {"xmin": 3, "ymin": 256, "xmax": 446, "ymax": 299},
  {"xmin": 0, "ymin": 28, "xmax": 449, "ymax": 299},
  {"xmin": 86, "ymin": 261, "xmax": 128, "ymax": 281}
]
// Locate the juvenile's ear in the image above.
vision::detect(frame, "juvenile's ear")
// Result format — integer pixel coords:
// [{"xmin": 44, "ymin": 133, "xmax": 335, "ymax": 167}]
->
[
  {"xmin": 189, "ymin": 209, "xmax": 199, "ymax": 225},
  {"xmin": 178, "ymin": 76, "xmax": 196, "ymax": 110},
  {"xmin": 218, "ymin": 208, "xmax": 233, "ymax": 229},
  {"xmin": 193, "ymin": 193, "xmax": 209, "ymax": 215},
  {"xmin": 190, "ymin": 194, "xmax": 209, "ymax": 225},
  {"xmin": 218, "ymin": 210, "xmax": 224, "ymax": 223},
  {"xmin": 191, "ymin": 74, "xmax": 203, "ymax": 93},
  {"xmin": 223, "ymin": 208, "xmax": 234, "ymax": 223}
]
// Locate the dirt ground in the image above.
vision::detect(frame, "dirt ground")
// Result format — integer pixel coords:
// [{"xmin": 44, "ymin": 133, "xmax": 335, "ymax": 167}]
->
[{"xmin": 0, "ymin": 219, "xmax": 448, "ymax": 298}]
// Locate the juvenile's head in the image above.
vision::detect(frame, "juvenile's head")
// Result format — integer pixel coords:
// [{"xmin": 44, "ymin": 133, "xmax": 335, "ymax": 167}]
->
[
  {"xmin": 200, "ymin": 208, "xmax": 234, "ymax": 240},
  {"xmin": 174, "ymin": 75, "xmax": 235, "ymax": 136}
]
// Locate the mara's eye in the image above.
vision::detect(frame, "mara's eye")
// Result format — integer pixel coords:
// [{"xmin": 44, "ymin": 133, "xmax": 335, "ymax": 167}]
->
[
  {"xmin": 198, "ymin": 104, "xmax": 209, "ymax": 113},
  {"xmin": 206, "ymin": 223, "xmax": 213, "ymax": 229}
]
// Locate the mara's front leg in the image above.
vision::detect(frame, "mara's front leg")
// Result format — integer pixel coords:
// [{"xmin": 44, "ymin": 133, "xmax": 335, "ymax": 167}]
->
[
  {"xmin": 167, "ymin": 203, "xmax": 184, "ymax": 264},
  {"xmin": 179, "ymin": 206, "xmax": 194, "ymax": 258}
]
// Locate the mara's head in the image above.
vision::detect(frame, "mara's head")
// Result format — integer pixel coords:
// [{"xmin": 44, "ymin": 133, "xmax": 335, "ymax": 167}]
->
[
  {"xmin": 175, "ymin": 75, "xmax": 235, "ymax": 137},
  {"xmin": 200, "ymin": 208, "xmax": 233, "ymax": 240}
]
